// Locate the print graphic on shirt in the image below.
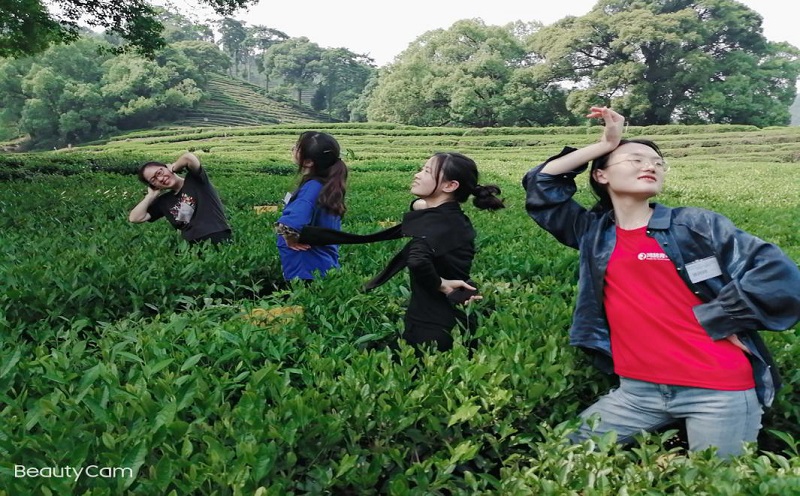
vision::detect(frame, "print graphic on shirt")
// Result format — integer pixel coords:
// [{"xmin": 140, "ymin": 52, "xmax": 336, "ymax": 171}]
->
[
  {"xmin": 637, "ymin": 252, "xmax": 671, "ymax": 261},
  {"xmin": 170, "ymin": 193, "xmax": 197, "ymax": 224}
]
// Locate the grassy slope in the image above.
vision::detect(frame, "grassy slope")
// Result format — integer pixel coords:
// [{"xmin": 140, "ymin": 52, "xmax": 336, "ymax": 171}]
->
[{"xmin": 170, "ymin": 73, "xmax": 336, "ymax": 128}]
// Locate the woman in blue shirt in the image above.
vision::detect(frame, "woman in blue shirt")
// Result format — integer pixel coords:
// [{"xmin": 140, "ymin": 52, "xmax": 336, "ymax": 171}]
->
[{"xmin": 275, "ymin": 131, "xmax": 348, "ymax": 281}]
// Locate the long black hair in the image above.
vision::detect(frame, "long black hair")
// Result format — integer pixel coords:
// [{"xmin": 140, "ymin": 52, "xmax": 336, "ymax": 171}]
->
[
  {"xmin": 427, "ymin": 152, "xmax": 504, "ymax": 211},
  {"xmin": 589, "ymin": 139, "xmax": 663, "ymax": 212},
  {"xmin": 294, "ymin": 131, "xmax": 348, "ymax": 217}
]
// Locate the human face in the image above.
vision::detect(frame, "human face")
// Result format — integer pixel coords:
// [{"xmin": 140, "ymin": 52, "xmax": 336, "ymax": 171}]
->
[
  {"xmin": 142, "ymin": 165, "xmax": 177, "ymax": 190},
  {"xmin": 410, "ymin": 157, "xmax": 442, "ymax": 198},
  {"xmin": 292, "ymin": 144, "xmax": 314, "ymax": 175},
  {"xmin": 594, "ymin": 143, "xmax": 666, "ymax": 199}
]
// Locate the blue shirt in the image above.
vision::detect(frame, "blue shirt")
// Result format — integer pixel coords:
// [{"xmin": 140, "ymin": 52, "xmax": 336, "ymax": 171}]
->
[{"xmin": 277, "ymin": 179, "xmax": 341, "ymax": 280}]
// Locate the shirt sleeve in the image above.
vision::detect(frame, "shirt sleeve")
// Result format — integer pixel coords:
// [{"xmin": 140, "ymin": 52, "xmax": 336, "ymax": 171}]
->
[
  {"xmin": 406, "ymin": 237, "xmax": 442, "ymax": 292},
  {"xmin": 521, "ymin": 146, "xmax": 595, "ymax": 249},
  {"xmin": 146, "ymin": 196, "xmax": 166, "ymax": 222},
  {"xmin": 693, "ymin": 213, "xmax": 800, "ymax": 337},
  {"xmin": 278, "ymin": 180, "xmax": 322, "ymax": 231},
  {"xmin": 187, "ymin": 165, "xmax": 208, "ymax": 184}
]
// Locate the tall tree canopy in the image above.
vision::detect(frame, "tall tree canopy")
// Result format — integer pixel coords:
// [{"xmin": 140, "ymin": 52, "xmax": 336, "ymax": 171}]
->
[
  {"xmin": 315, "ymin": 48, "xmax": 374, "ymax": 121},
  {"xmin": 531, "ymin": 0, "xmax": 800, "ymax": 125},
  {"xmin": 365, "ymin": 19, "xmax": 576, "ymax": 127},
  {"xmin": 0, "ymin": 37, "xmax": 205, "ymax": 146},
  {"xmin": 262, "ymin": 37, "xmax": 323, "ymax": 103},
  {"xmin": 0, "ymin": 0, "xmax": 256, "ymax": 58}
]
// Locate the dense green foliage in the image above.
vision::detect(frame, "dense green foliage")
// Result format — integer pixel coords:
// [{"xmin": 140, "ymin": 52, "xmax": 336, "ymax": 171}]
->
[
  {"xmin": 1, "ymin": 123, "xmax": 799, "ymax": 493},
  {"xmin": 0, "ymin": 0, "xmax": 256, "ymax": 58},
  {"xmin": 366, "ymin": 0, "xmax": 799, "ymax": 127},
  {"xmin": 531, "ymin": 0, "xmax": 800, "ymax": 125},
  {"xmin": 0, "ymin": 38, "xmax": 212, "ymax": 148},
  {"xmin": 366, "ymin": 19, "xmax": 576, "ymax": 128},
  {"xmin": 259, "ymin": 37, "xmax": 374, "ymax": 121}
]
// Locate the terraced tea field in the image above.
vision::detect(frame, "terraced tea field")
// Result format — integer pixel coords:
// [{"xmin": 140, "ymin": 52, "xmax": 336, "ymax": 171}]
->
[{"xmin": 1, "ymin": 123, "xmax": 798, "ymax": 493}]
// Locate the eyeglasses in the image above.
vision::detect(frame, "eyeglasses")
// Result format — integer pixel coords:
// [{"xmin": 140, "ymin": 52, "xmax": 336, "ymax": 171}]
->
[
  {"xmin": 607, "ymin": 156, "xmax": 669, "ymax": 172},
  {"xmin": 147, "ymin": 168, "xmax": 168, "ymax": 187}
]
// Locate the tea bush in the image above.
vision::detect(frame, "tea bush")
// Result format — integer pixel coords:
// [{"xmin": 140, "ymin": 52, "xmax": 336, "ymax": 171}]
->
[{"xmin": 0, "ymin": 123, "xmax": 798, "ymax": 494}]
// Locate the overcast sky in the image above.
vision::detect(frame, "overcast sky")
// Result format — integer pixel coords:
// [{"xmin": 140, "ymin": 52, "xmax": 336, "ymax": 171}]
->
[{"xmin": 216, "ymin": 0, "xmax": 798, "ymax": 66}]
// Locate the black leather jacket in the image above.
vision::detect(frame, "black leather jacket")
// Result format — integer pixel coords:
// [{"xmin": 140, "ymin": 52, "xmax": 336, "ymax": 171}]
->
[{"xmin": 522, "ymin": 150, "xmax": 800, "ymax": 407}]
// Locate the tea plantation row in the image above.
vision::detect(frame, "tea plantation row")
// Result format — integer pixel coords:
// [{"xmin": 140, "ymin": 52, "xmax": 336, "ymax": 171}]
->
[{"xmin": 1, "ymin": 123, "xmax": 798, "ymax": 494}]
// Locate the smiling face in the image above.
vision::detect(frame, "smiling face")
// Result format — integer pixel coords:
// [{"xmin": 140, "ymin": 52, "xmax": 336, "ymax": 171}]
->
[
  {"xmin": 592, "ymin": 142, "xmax": 666, "ymax": 202},
  {"xmin": 142, "ymin": 164, "xmax": 179, "ymax": 190}
]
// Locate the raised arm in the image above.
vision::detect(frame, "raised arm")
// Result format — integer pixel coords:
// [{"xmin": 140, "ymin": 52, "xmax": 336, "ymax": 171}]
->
[
  {"xmin": 128, "ymin": 187, "xmax": 161, "ymax": 223},
  {"xmin": 170, "ymin": 152, "xmax": 202, "ymax": 173},
  {"xmin": 541, "ymin": 106, "xmax": 625, "ymax": 175}
]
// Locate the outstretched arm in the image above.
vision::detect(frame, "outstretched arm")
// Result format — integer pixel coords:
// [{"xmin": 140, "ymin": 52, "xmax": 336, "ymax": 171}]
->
[{"xmin": 541, "ymin": 106, "xmax": 625, "ymax": 175}]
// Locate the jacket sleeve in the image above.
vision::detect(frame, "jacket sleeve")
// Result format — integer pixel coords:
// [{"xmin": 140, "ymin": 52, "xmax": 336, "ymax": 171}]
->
[
  {"xmin": 693, "ymin": 213, "xmax": 800, "ymax": 338},
  {"xmin": 406, "ymin": 237, "xmax": 443, "ymax": 292},
  {"xmin": 521, "ymin": 146, "xmax": 594, "ymax": 249}
]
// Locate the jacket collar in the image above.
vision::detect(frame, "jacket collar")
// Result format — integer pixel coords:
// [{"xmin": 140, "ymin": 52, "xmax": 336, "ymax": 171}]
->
[
  {"xmin": 603, "ymin": 202, "xmax": 671, "ymax": 230},
  {"xmin": 647, "ymin": 203, "xmax": 672, "ymax": 230}
]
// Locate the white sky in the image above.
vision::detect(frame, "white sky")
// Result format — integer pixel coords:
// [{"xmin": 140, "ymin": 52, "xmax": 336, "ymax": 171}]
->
[{"xmin": 210, "ymin": 0, "xmax": 798, "ymax": 66}]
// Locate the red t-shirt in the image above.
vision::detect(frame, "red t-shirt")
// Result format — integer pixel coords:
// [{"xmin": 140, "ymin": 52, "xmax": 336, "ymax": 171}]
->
[{"xmin": 603, "ymin": 226, "xmax": 754, "ymax": 390}]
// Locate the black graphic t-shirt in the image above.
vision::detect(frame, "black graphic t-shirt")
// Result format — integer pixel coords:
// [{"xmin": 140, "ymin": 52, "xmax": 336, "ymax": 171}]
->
[{"xmin": 147, "ymin": 167, "xmax": 230, "ymax": 241}]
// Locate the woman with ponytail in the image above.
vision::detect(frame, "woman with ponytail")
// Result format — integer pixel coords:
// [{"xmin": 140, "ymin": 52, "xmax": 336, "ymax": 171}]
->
[
  {"xmin": 275, "ymin": 131, "xmax": 348, "ymax": 281},
  {"xmin": 299, "ymin": 152, "xmax": 504, "ymax": 352}
]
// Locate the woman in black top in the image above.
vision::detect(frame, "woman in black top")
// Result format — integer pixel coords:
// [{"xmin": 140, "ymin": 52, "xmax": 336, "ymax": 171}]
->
[
  {"xmin": 301, "ymin": 152, "xmax": 504, "ymax": 351},
  {"xmin": 128, "ymin": 152, "xmax": 231, "ymax": 244}
]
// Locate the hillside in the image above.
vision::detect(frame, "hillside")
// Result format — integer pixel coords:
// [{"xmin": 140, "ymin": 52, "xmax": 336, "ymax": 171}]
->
[{"xmin": 172, "ymin": 74, "xmax": 336, "ymax": 127}]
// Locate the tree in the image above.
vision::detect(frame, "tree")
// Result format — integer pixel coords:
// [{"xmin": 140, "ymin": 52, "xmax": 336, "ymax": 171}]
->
[
  {"xmin": 317, "ymin": 48, "xmax": 375, "ymax": 121},
  {"xmin": 248, "ymin": 25, "xmax": 289, "ymax": 89},
  {"xmin": 101, "ymin": 50, "xmax": 203, "ymax": 130},
  {"xmin": 217, "ymin": 17, "xmax": 248, "ymax": 76},
  {"xmin": 1, "ymin": 0, "xmax": 256, "ymax": 58},
  {"xmin": 1, "ymin": 35, "xmax": 206, "ymax": 146},
  {"xmin": 262, "ymin": 37, "xmax": 323, "ymax": 103},
  {"xmin": 12, "ymin": 39, "xmax": 116, "ymax": 143},
  {"xmin": 154, "ymin": 7, "xmax": 215, "ymax": 43},
  {"xmin": 0, "ymin": 57, "xmax": 34, "ymax": 136},
  {"xmin": 348, "ymin": 73, "xmax": 379, "ymax": 122},
  {"xmin": 530, "ymin": 0, "xmax": 800, "ymax": 125},
  {"xmin": 171, "ymin": 40, "xmax": 231, "ymax": 79},
  {"xmin": 366, "ymin": 19, "xmax": 567, "ymax": 127}
]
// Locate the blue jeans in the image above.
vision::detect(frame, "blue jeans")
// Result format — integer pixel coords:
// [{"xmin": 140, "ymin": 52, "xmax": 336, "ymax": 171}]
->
[{"xmin": 570, "ymin": 377, "xmax": 763, "ymax": 457}]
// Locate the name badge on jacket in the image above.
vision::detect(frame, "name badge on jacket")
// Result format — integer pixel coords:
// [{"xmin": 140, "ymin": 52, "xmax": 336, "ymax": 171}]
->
[{"xmin": 684, "ymin": 256, "xmax": 723, "ymax": 283}]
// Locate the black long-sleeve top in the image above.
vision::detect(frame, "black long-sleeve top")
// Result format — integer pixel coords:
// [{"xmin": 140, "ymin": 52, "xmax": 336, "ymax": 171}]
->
[{"xmin": 299, "ymin": 201, "xmax": 476, "ymax": 329}]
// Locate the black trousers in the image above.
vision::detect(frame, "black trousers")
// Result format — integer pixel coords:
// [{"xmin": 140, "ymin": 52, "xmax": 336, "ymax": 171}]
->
[{"xmin": 402, "ymin": 314, "xmax": 478, "ymax": 352}]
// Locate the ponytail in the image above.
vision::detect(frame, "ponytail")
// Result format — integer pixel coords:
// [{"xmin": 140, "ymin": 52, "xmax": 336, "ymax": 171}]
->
[
  {"xmin": 293, "ymin": 131, "xmax": 348, "ymax": 217},
  {"xmin": 317, "ymin": 159, "xmax": 348, "ymax": 217},
  {"xmin": 431, "ymin": 152, "xmax": 505, "ymax": 211},
  {"xmin": 472, "ymin": 184, "xmax": 505, "ymax": 211}
]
